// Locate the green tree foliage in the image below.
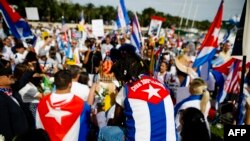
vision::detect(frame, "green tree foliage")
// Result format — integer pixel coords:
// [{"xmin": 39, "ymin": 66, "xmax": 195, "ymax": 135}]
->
[{"xmin": 8, "ymin": 0, "xmax": 224, "ymax": 31}]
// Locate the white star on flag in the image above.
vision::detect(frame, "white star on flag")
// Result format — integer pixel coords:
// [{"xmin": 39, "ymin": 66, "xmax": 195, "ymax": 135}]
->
[
  {"xmin": 142, "ymin": 84, "xmax": 161, "ymax": 99},
  {"xmin": 212, "ymin": 27, "xmax": 220, "ymax": 39},
  {"xmin": 45, "ymin": 101, "xmax": 71, "ymax": 125}
]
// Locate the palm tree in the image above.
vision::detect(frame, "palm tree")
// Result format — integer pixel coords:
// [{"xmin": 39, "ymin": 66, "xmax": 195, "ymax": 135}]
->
[
  {"xmin": 141, "ymin": 7, "xmax": 156, "ymax": 26},
  {"xmin": 85, "ymin": 3, "xmax": 95, "ymax": 23}
]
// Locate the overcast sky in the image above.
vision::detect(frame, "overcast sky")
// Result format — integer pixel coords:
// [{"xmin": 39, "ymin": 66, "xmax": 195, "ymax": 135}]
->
[{"xmin": 72, "ymin": 0, "xmax": 245, "ymax": 22}]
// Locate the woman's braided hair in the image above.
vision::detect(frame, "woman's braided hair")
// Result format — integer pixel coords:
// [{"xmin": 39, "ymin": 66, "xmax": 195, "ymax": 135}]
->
[{"xmin": 111, "ymin": 44, "xmax": 149, "ymax": 83}]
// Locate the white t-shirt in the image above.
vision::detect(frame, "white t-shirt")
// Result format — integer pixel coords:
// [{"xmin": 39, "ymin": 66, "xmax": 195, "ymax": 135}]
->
[
  {"xmin": 96, "ymin": 111, "xmax": 107, "ymax": 128},
  {"xmin": 19, "ymin": 82, "xmax": 40, "ymax": 103},
  {"xmin": 2, "ymin": 46, "xmax": 14, "ymax": 60},
  {"xmin": 116, "ymin": 87, "xmax": 126, "ymax": 108},
  {"xmin": 34, "ymin": 40, "xmax": 51, "ymax": 55},
  {"xmin": 101, "ymin": 43, "xmax": 113, "ymax": 59},
  {"xmin": 106, "ymin": 104, "xmax": 116, "ymax": 120},
  {"xmin": 14, "ymin": 50, "xmax": 28, "ymax": 65},
  {"xmin": 71, "ymin": 81, "xmax": 90, "ymax": 101}
]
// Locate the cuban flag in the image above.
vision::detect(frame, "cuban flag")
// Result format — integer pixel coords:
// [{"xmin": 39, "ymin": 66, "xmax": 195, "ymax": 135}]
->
[
  {"xmin": 116, "ymin": 0, "xmax": 130, "ymax": 29},
  {"xmin": 78, "ymin": 10, "xmax": 85, "ymax": 32},
  {"xmin": 213, "ymin": 57, "xmax": 242, "ymax": 106},
  {"xmin": 193, "ymin": 0, "xmax": 223, "ymax": 68},
  {"xmin": 36, "ymin": 94, "xmax": 90, "ymax": 141},
  {"xmin": 211, "ymin": 69, "xmax": 225, "ymax": 110},
  {"xmin": 79, "ymin": 10, "xmax": 85, "ymax": 26},
  {"xmin": 221, "ymin": 28, "xmax": 231, "ymax": 43},
  {"xmin": 130, "ymin": 13, "xmax": 142, "ymax": 54},
  {"xmin": 0, "ymin": 0, "xmax": 34, "ymax": 40},
  {"xmin": 65, "ymin": 41, "xmax": 73, "ymax": 59},
  {"xmin": 124, "ymin": 75, "xmax": 176, "ymax": 141}
]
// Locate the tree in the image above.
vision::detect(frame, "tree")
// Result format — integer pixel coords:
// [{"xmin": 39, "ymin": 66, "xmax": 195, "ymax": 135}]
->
[
  {"xmin": 7, "ymin": 1, "xmax": 213, "ymax": 31},
  {"xmin": 85, "ymin": 3, "xmax": 95, "ymax": 23},
  {"xmin": 141, "ymin": 7, "xmax": 156, "ymax": 26}
]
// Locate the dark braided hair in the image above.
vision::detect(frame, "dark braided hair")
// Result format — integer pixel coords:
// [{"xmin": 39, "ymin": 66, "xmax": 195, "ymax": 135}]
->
[{"xmin": 111, "ymin": 44, "xmax": 149, "ymax": 83}]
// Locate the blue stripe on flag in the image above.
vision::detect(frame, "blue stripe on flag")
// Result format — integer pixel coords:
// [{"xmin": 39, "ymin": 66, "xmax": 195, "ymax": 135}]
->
[
  {"xmin": 124, "ymin": 85, "xmax": 136, "ymax": 141},
  {"xmin": 193, "ymin": 48, "xmax": 217, "ymax": 68},
  {"xmin": 116, "ymin": 0, "xmax": 130, "ymax": 29},
  {"xmin": 211, "ymin": 70, "xmax": 225, "ymax": 109},
  {"xmin": 78, "ymin": 103, "xmax": 91, "ymax": 141},
  {"xmin": 15, "ymin": 20, "xmax": 33, "ymax": 38},
  {"xmin": 0, "ymin": 4, "xmax": 20, "ymax": 38},
  {"xmin": 131, "ymin": 32, "xmax": 141, "ymax": 52},
  {"xmin": 222, "ymin": 28, "xmax": 231, "ymax": 43},
  {"xmin": 116, "ymin": 15, "xmax": 122, "ymax": 28},
  {"xmin": 174, "ymin": 95, "xmax": 202, "ymax": 117},
  {"xmin": 65, "ymin": 42, "xmax": 73, "ymax": 59},
  {"xmin": 148, "ymin": 101, "xmax": 167, "ymax": 141},
  {"xmin": 120, "ymin": 0, "xmax": 130, "ymax": 25}
]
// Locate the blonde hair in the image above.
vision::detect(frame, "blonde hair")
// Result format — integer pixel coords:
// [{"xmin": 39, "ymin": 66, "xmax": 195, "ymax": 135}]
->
[
  {"xmin": 189, "ymin": 78, "xmax": 206, "ymax": 94},
  {"xmin": 189, "ymin": 78, "xmax": 210, "ymax": 114}
]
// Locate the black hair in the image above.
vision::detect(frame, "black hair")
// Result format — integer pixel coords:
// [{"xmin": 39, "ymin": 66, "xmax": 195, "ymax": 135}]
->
[
  {"xmin": 54, "ymin": 70, "xmax": 72, "ymax": 90},
  {"xmin": 15, "ymin": 40, "xmax": 25, "ymax": 49},
  {"xmin": 0, "ymin": 63, "xmax": 12, "ymax": 76},
  {"xmin": 78, "ymin": 71, "xmax": 89, "ymax": 85},
  {"xmin": 180, "ymin": 107, "xmax": 210, "ymax": 141},
  {"xmin": 13, "ymin": 128, "xmax": 50, "ymax": 141},
  {"xmin": 84, "ymin": 38, "xmax": 92, "ymax": 48},
  {"xmin": 25, "ymin": 51, "xmax": 38, "ymax": 63},
  {"xmin": 111, "ymin": 44, "xmax": 149, "ymax": 83},
  {"xmin": 13, "ymin": 63, "xmax": 29, "ymax": 80},
  {"xmin": 67, "ymin": 65, "xmax": 80, "ymax": 79},
  {"xmin": 24, "ymin": 51, "xmax": 42, "ymax": 73},
  {"xmin": 0, "ymin": 57, "xmax": 12, "ymax": 75},
  {"xmin": 49, "ymin": 47, "xmax": 57, "ymax": 59}
]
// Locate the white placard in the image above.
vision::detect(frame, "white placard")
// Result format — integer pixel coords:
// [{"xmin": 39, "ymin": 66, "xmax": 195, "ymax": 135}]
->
[
  {"xmin": 148, "ymin": 19, "xmax": 162, "ymax": 37},
  {"xmin": 25, "ymin": 7, "xmax": 39, "ymax": 20},
  {"xmin": 92, "ymin": 19, "xmax": 104, "ymax": 37}
]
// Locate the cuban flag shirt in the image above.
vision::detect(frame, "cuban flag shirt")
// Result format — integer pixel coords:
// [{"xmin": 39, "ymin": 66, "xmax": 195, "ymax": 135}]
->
[
  {"xmin": 116, "ymin": 75, "xmax": 176, "ymax": 141},
  {"xmin": 36, "ymin": 93, "xmax": 90, "ymax": 141}
]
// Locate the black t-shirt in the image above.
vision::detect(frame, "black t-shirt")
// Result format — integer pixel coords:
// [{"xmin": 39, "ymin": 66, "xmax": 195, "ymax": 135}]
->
[{"xmin": 84, "ymin": 51, "xmax": 102, "ymax": 74}]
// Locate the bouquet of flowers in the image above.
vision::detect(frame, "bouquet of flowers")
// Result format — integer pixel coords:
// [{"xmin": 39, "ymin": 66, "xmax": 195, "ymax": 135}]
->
[{"xmin": 95, "ymin": 86, "xmax": 109, "ymax": 108}]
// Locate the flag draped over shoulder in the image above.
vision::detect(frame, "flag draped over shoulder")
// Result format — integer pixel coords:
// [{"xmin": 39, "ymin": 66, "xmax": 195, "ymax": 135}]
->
[
  {"xmin": 193, "ymin": 0, "xmax": 224, "ymax": 68},
  {"xmin": 116, "ymin": 0, "xmax": 130, "ymax": 29},
  {"xmin": 130, "ymin": 13, "xmax": 142, "ymax": 54},
  {"xmin": 0, "ymin": 0, "xmax": 34, "ymax": 39}
]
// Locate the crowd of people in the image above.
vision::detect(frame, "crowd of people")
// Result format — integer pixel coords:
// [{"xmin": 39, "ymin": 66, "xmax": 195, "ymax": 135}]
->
[{"xmin": 0, "ymin": 20, "xmax": 250, "ymax": 141}]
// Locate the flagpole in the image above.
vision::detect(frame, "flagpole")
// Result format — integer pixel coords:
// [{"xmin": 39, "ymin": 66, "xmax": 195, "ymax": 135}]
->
[
  {"xmin": 191, "ymin": 4, "xmax": 199, "ymax": 29},
  {"xmin": 179, "ymin": 0, "xmax": 187, "ymax": 28},
  {"xmin": 236, "ymin": 55, "xmax": 246, "ymax": 125},
  {"xmin": 185, "ymin": 0, "xmax": 193, "ymax": 27}
]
